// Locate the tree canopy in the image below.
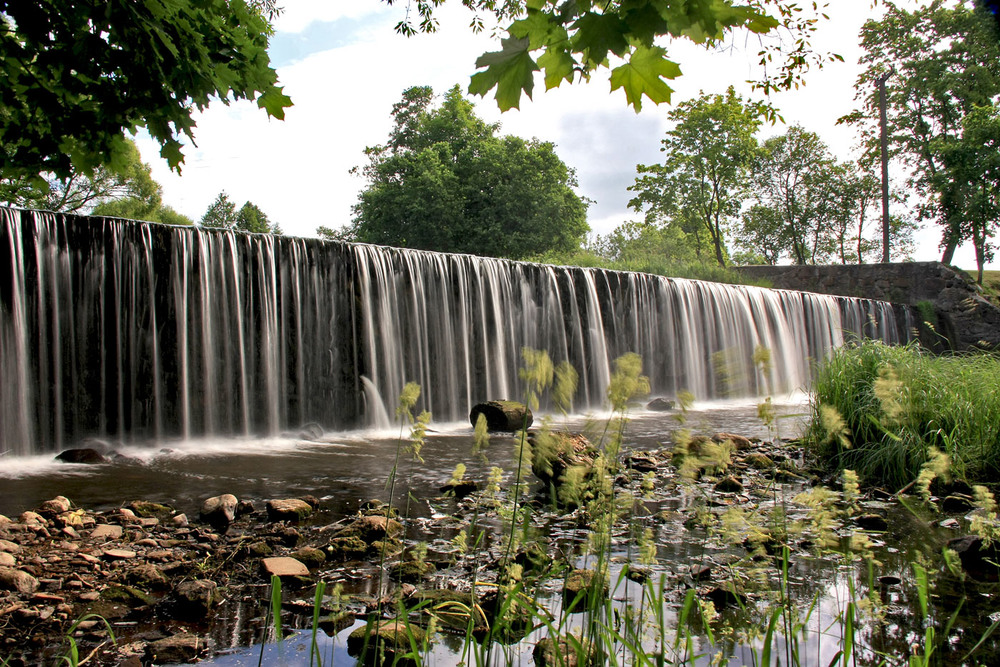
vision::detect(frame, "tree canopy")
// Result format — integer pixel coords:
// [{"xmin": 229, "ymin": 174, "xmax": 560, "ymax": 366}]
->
[
  {"xmin": 201, "ymin": 192, "xmax": 281, "ymax": 234},
  {"xmin": 0, "ymin": 0, "xmax": 291, "ymax": 180},
  {"xmin": 840, "ymin": 0, "xmax": 1000, "ymax": 265},
  {"xmin": 340, "ymin": 85, "xmax": 589, "ymax": 260},
  {"xmin": 384, "ymin": 1, "xmax": 837, "ymax": 113}
]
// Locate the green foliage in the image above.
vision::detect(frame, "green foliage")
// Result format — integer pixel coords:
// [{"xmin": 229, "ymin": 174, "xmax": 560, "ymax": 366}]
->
[
  {"xmin": 841, "ymin": 0, "xmax": 1000, "ymax": 264},
  {"xmin": 346, "ymin": 85, "xmax": 589, "ymax": 259},
  {"xmin": 200, "ymin": 192, "xmax": 281, "ymax": 234},
  {"xmin": 0, "ymin": 0, "xmax": 290, "ymax": 178},
  {"xmin": 390, "ymin": 1, "xmax": 836, "ymax": 113},
  {"xmin": 809, "ymin": 341, "xmax": 1000, "ymax": 488},
  {"xmin": 629, "ymin": 88, "xmax": 768, "ymax": 267}
]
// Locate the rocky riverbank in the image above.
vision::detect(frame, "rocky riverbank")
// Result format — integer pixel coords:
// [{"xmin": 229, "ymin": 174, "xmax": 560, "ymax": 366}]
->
[{"xmin": 1, "ymin": 429, "xmax": 997, "ymax": 666}]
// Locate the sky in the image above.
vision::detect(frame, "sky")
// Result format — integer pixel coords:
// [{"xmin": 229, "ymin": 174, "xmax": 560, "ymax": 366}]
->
[{"xmin": 133, "ymin": 0, "xmax": 994, "ymax": 270}]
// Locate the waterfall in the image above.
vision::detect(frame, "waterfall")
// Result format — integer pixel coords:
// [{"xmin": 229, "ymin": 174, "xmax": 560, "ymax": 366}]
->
[{"xmin": 0, "ymin": 208, "xmax": 912, "ymax": 456}]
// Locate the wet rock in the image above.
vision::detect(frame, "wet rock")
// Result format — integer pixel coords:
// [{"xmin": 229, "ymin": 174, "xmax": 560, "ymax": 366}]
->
[
  {"xmin": 326, "ymin": 536, "xmax": 368, "ymax": 561},
  {"xmin": 347, "ymin": 619, "xmax": 425, "ymax": 658},
  {"xmin": 625, "ymin": 565, "xmax": 651, "ymax": 583},
  {"xmin": 237, "ymin": 540, "xmax": 273, "ymax": 560},
  {"xmin": 939, "ymin": 518, "xmax": 961, "ymax": 530},
  {"xmin": 942, "ymin": 495, "xmax": 975, "ymax": 514},
  {"xmin": 563, "ymin": 569, "xmax": 609, "ymax": 605},
  {"xmin": 743, "ymin": 453, "xmax": 775, "ymax": 470},
  {"xmin": 530, "ymin": 431, "xmax": 596, "ymax": 490},
  {"xmin": 268, "ymin": 525, "xmax": 302, "ymax": 548},
  {"xmin": 200, "ymin": 494, "xmax": 238, "ymax": 529},
  {"xmin": 713, "ymin": 433, "xmax": 753, "ymax": 450},
  {"xmin": 855, "ymin": 514, "xmax": 888, "ymax": 532},
  {"xmin": 102, "ymin": 585, "xmax": 155, "ymax": 608},
  {"xmin": 440, "ymin": 480, "xmax": 479, "ymax": 499},
  {"xmin": 126, "ymin": 563, "xmax": 169, "ymax": 590},
  {"xmin": 103, "ymin": 548, "xmax": 137, "ymax": 561},
  {"xmin": 687, "ymin": 563, "xmax": 713, "ymax": 581},
  {"xmin": 389, "ymin": 559, "xmax": 435, "ymax": 583},
  {"xmin": 262, "ymin": 556, "xmax": 309, "ymax": 579},
  {"xmin": 54, "ymin": 448, "xmax": 106, "ymax": 464},
  {"xmin": 291, "ymin": 546, "xmax": 326, "ymax": 569},
  {"xmin": 947, "ymin": 535, "xmax": 1000, "ymax": 581},
  {"xmin": 647, "ymin": 397, "xmax": 676, "ymax": 411},
  {"xmin": 625, "ymin": 453, "xmax": 660, "ymax": 472},
  {"xmin": 298, "ymin": 422, "xmax": 324, "ymax": 440},
  {"xmin": 318, "ymin": 610, "xmax": 356, "ymax": 636},
  {"xmin": 127, "ymin": 500, "xmax": 175, "ymax": 520},
  {"xmin": 236, "ymin": 500, "xmax": 256, "ymax": 517},
  {"xmin": 172, "ymin": 579, "xmax": 219, "ymax": 618},
  {"xmin": 470, "ymin": 400, "xmax": 533, "ymax": 432},
  {"xmin": 705, "ymin": 586, "xmax": 747, "ymax": 609},
  {"xmin": 0, "ymin": 567, "xmax": 39, "ymax": 595},
  {"xmin": 145, "ymin": 634, "xmax": 207, "ymax": 664},
  {"xmin": 534, "ymin": 634, "xmax": 594, "ymax": 667},
  {"xmin": 89, "ymin": 524, "xmax": 123, "ymax": 541},
  {"xmin": 38, "ymin": 496, "xmax": 72, "ymax": 516},
  {"xmin": 714, "ymin": 476, "xmax": 744, "ymax": 493},
  {"xmin": 338, "ymin": 514, "xmax": 403, "ymax": 544},
  {"xmin": 266, "ymin": 498, "xmax": 313, "ymax": 523}
]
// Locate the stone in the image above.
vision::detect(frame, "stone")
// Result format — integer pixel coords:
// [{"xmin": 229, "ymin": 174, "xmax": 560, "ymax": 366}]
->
[
  {"xmin": 347, "ymin": 619, "xmax": 424, "ymax": 657},
  {"xmin": 200, "ymin": 494, "xmax": 239, "ymax": 528},
  {"xmin": 54, "ymin": 448, "xmax": 107, "ymax": 464},
  {"xmin": 646, "ymin": 397, "xmax": 676, "ymax": 411},
  {"xmin": 713, "ymin": 432, "xmax": 753, "ymax": 450},
  {"xmin": 38, "ymin": 496, "xmax": 72, "ymax": 515},
  {"xmin": 298, "ymin": 422, "xmax": 324, "ymax": 440},
  {"xmin": 127, "ymin": 500, "xmax": 175, "ymax": 519},
  {"xmin": 261, "ymin": 557, "xmax": 309, "ymax": 578},
  {"xmin": 0, "ymin": 539, "xmax": 21, "ymax": 553},
  {"xmin": 126, "ymin": 563, "xmax": 169, "ymax": 590},
  {"xmin": 389, "ymin": 559, "xmax": 435, "ymax": 583},
  {"xmin": 291, "ymin": 547, "xmax": 326, "ymax": 569},
  {"xmin": 103, "ymin": 548, "xmax": 137, "ymax": 560},
  {"xmin": 440, "ymin": 479, "xmax": 479, "ymax": 499},
  {"xmin": 90, "ymin": 524, "xmax": 123, "ymax": 541},
  {"xmin": 563, "ymin": 569, "xmax": 608, "ymax": 604},
  {"xmin": 947, "ymin": 535, "xmax": 1000, "ymax": 581},
  {"xmin": 942, "ymin": 495, "xmax": 975, "ymax": 514},
  {"xmin": 534, "ymin": 635, "xmax": 594, "ymax": 667},
  {"xmin": 145, "ymin": 634, "xmax": 207, "ymax": 664},
  {"xmin": 172, "ymin": 579, "xmax": 219, "ymax": 618},
  {"xmin": 469, "ymin": 400, "xmax": 533, "ymax": 432},
  {"xmin": 0, "ymin": 567, "xmax": 40, "ymax": 595},
  {"xmin": 20, "ymin": 511, "xmax": 45, "ymax": 525},
  {"xmin": 530, "ymin": 431, "xmax": 596, "ymax": 489},
  {"xmin": 743, "ymin": 453, "xmax": 775, "ymax": 469},
  {"xmin": 714, "ymin": 475, "xmax": 744, "ymax": 493},
  {"xmin": 171, "ymin": 513, "xmax": 189, "ymax": 527},
  {"xmin": 338, "ymin": 514, "xmax": 403, "ymax": 544},
  {"xmin": 0, "ymin": 553, "xmax": 14, "ymax": 567},
  {"xmin": 265, "ymin": 498, "xmax": 313, "ymax": 522},
  {"xmin": 103, "ymin": 585, "xmax": 155, "ymax": 608}
]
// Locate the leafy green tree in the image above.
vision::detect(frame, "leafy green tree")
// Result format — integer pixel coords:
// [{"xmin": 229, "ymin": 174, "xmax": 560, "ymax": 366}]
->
[
  {"xmin": 932, "ymin": 103, "xmax": 1000, "ymax": 283},
  {"xmin": 0, "ymin": 138, "xmax": 182, "ymax": 220},
  {"xmin": 346, "ymin": 85, "xmax": 589, "ymax": 259},
  {"xmin": 0, "ymin": 0, "xmax": 291, "ymax": 179},
  {"xmin": 200, "ymin": 192, "xmax": 280, "ymax": 234},
  {"xmin": 388, "ymin": 1, "xmax": 838, "ymax": 113},
  {"xmin": 628, "ymin": 88, "xmax": 766, "ymax": 267},
  {"xmin": 589, "ymin": 220, "xmax": 702, "ymax": 266},
  {"xmin": 840, "ymin": 0, "xmax": 1000, "ymax": 263}
]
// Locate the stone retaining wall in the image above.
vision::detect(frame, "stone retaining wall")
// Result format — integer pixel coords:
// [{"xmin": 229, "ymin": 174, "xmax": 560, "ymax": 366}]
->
[{"xmin": 737, "ymin": 262, "xmax": 1000, "ymax": 351}]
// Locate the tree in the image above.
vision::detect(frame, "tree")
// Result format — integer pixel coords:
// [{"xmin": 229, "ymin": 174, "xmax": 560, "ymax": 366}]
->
[
  {"xmin": 345, "ymin": 85, "xmax": 589, "ymax": 260},
  {"xmin": 0, "ymin": 0, "xmax": 291, "ymax": 179},
  {"xmin": 200, "ymin": 192, "xmax": 281, "ymax": 234},
  {"xmin": 0, "ymin": 137, "xmax": 187, "ymax": 222},
  {"xmin": 628, "ymin": 88, "xmax": 766, "ymax": 267},
  {"xmin": 386, "ymin": 1, "xmax": 838, "ymax": 113},
  {"xmin": 589, "ymin": 219, "xmax": 703, "ymax": 266},
  {"xmin": 840, "ymin": 1, "xmax": 1000, "ymax": 263},
  {"xmin": 933, "ymin": 103, "xmax": 1000, "ymax": 283}
]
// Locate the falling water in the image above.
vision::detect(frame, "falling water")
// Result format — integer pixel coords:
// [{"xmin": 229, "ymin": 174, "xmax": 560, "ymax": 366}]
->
[{"xmin": 0, "ymin": 208, "xmax": 911, "ymax": 457}]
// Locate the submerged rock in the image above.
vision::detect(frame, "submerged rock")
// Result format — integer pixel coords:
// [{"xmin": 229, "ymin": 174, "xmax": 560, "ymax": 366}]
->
[
  {"xmin": 947, "ymin": 535, "xmax": 1000, "ymax": 581},
  {"xmin": 469, "ymin": 400, "xmax": 533, "ymax": 432},
  {"xmin": 54, "ymin": 448, "xmax": 106, "ymax": 464},
  {"xmin": 647, "ymin": 397, "xmax": 676, "ymax": 411},
  {"xmin": 145, "ymin": 634, "xmax": 207, "ymax": 664},
  {"xmin": 347, "ymin": 619, "xmax": 425, "ymax": 658}
]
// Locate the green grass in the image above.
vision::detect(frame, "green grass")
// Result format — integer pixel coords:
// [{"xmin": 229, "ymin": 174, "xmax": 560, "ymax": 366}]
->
[{"xmin": 808, "ymin": 340, "xmax": 1000, "ymax": 489}]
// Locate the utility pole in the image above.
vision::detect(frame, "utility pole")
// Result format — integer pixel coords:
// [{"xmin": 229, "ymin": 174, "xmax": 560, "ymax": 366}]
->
[{"xmin": 877, "ymin": 70, "xmax": 893, "ymax": 263}]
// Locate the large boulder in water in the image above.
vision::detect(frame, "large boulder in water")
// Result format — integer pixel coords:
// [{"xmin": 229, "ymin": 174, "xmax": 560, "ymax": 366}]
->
[
  {"xmin": 469, "ymin": 400, "xmax": 532, "ymax": 432},
  {"xmin": 54, "ymin": 448, "xmax": 107, "ymax": 464}
]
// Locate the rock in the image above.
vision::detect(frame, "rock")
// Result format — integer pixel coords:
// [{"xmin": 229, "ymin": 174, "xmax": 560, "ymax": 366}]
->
[
  {"xmin": 947, "ymin": 535, "xmax": 1000, "ymax": 581},
  {"xmin": 38, "ymin": 496, "xmax": 72, "ymax": 515},
  {"xmin": 145, "ymin": 634, "xmax": 207, "ymax": 664},
  {"xmin": 54, "ymin": 448, "xmax": 106, "ymax": 464},
  {"xmin": 337, "ymin": 514, "xmax": 403, "ymax": 544},
  {"xmin": 262, "ymin": 556, "xmax": 309, "ymax": 578},
  {"xmin": 20, "ymin": 511, "xmax": 45, "ymax": 526},
  {"xmin": 268, "ymin": 526, "xmax": 302, "ymax": 547},
  {"xmin": 172, "ymin": 579, "xmax": 219, "ymax": 618},
  {"xmin": 646, "ymin": 397, "xmax": 676, "ymax": 411},
  {"xmin": 291, "ymin": 547, "xmax": 326, "ymax": 569},
  {"xmin": 298, "ymin": 422, "xmax": 324, "ymax": 440},
  {"xmin": 347, "ymin": 619, "xmax": 425, "ymax": 658},
  {"xmin": 563, "ymin": 569, "xmax": 608, "ymax": 605},
  {"xmin": 102, "ymin": 585, "xmax": 155, "ymax": 608},
  {"xmin": 469, "ymin": 400, "xmax": 533, "ymax": 432},
  {"xmin": 126, "ymin": 563, "xmax": 169, "ymax": 590},
  {"xmin": 743, "ymin": 453, "xmax": 775, "ymax": 470},
  {"xmin": 705, "ymin": 586, "xmax": 747, "ymax": 609},
  {"xmin": 714, "ymin": 475, "xmax": 744, "ymax": 493},
  {"xmin": 0, "ymin": 552, "xmax": 14, "ymax": 567},
  {"xmin": 265, "ymin": 498, "xmax": 313, "ymax": 522},
  {"xmin": 171, "ymin": 513, "xmax": 189, "ymax": 527},
  {"xmin": 713, "ymin": 433, "xmax": 753, "ymax": 450},
  {"xmin": 200, "ymin": 494, "xmax": 238, "ymax": 528},
  {"xmin": 440, "ymin": 479, "xmax": 479, "ymax": 499},
  {"xmin": 103, "ymin": 549, "xmax": 137, "ymax": 560},
  {"xmin": 530, "ymin": 431, "xmax": 596, "ymax": 489},
  {"xmin": 854, "ymin": 514, "xmax": 888, "ymax": 532},
  {"xmin": 687, "ymin": 563, "xmax": 712, "ymax": 581},
  {"xmin": 942, "ymin": 494, "xmax": 975, "ymax": 514},
  {"xmin": 0, "ymin": 539, "xmax": 22, "ymax": 553},
  {"xmin": 326, "ymin": 536, "xmax": 368, "ymax": 561},
  {"xmin": 389, "ymin": 559, "xmax": 435, "ymax": 583},
  {"xmin": 89, "ymin": 524, "xmax": 123, "ymax": 541},
  {"xmin": 534, "ymin": 635, "xmax": 594, "ymax": 667},
  {"xmin": 0, "ymin": 567, "xmax": 39, "ymax": 595},
  {"xmin": 127, "ymin": 500, "xmax": 175, "ymax": 520}
]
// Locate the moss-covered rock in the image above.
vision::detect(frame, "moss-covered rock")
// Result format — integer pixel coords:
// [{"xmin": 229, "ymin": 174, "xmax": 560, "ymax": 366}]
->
[{"xmin": 347, "ymin": 619, "xmax": 426, "ymax": 658}]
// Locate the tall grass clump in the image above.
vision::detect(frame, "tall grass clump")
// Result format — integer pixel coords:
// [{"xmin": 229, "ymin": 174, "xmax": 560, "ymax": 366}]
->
[{"xmin": 809, "ymin": 340, "xmax": 1000, "ymax": 488}]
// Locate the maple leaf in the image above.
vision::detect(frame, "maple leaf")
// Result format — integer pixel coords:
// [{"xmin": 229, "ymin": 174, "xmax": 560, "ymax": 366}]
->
[
  {"xmin": 469, "ymin": 36, "xmax": 538, "ymax": 110},
  {"xmin": 610, "ymin": 45, "xmax": 682, "ymax": 112}
]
